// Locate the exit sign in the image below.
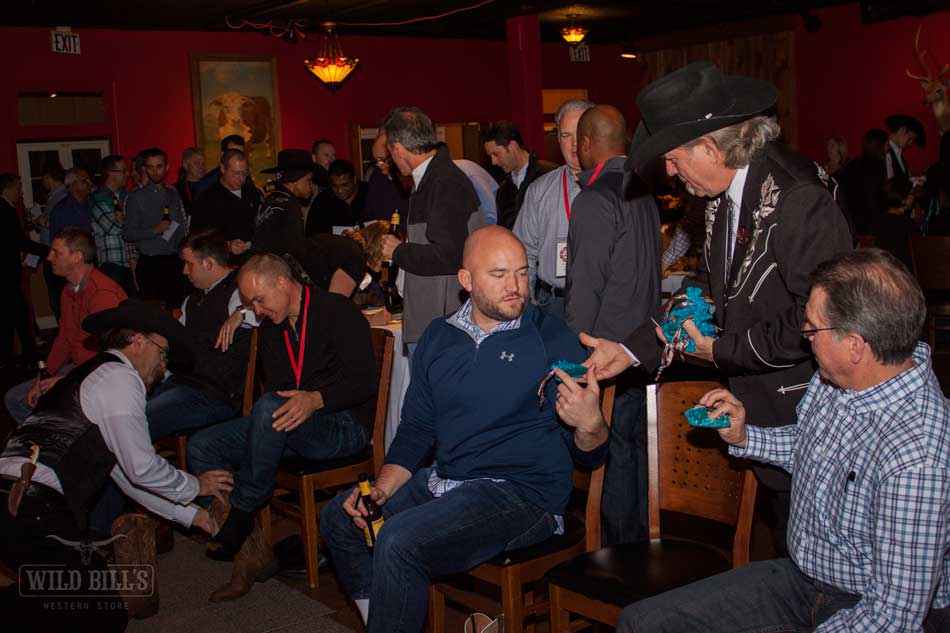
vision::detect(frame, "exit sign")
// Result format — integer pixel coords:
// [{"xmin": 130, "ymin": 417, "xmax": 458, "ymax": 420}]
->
[{"xmin": 50, "ymin": 28, "xmax": 81, "ymax": 55}]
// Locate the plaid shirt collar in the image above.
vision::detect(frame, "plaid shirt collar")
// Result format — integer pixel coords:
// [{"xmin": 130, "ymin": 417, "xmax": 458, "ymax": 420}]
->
[
  {"xmin": 446, "ymin": 299, "xmax": 521, "ymax": 346},
  {"xmin": 833, "ymin": 343, "xmax": 931, "ymax": 414}
]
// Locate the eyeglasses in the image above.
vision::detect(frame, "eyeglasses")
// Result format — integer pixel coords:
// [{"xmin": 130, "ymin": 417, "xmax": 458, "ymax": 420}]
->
[
  {"xmin": 372, "ymin": 157, "xmax": 389, "ymax": 165},
  {"xmin": 800, "ymin": 326, "xmax": 838, "ymax": 340},
  {"xmin": 144, "ymin": 335, "xmax": 169, "ymax": 363}
]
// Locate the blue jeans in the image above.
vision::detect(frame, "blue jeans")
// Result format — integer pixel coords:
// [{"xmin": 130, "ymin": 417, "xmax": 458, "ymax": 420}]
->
[
  {"xmin": 321, "ymin": 467, "xmax": 558, "ymax": 633},
  {"xmin": 3, "ymin": 364, "xmax": 73, "ymax": 426},
  {"xmin": 146, "ymin": 379, "xmax": 238, "ymax": 442},
  {"xmin": 601, "ymin": 384, "xmax": 648, "ymax": 546},
  {"xmin": 186, "ymin": 391, "xmax": 368, "ymax": 513},
  {"xmin": 616, "ymin": 557, "xmax": 950, "ymax": 632}
]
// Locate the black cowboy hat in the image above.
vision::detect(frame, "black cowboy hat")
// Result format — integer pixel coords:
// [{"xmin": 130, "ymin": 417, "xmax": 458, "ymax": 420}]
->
[
  {"xmin": 884, "ymin": 114, "xmax": 926, "ymax": 148},
  {"xmin": 262, "ymin": 149, "xmax": 316, "ymax": 182},
  {"xmin": 83, "ymin": 299, "xmax": 193, "ymax": 363},
  {"xmin": 626, "ymin": 61, "xmax": 778, "ymax": 174}
]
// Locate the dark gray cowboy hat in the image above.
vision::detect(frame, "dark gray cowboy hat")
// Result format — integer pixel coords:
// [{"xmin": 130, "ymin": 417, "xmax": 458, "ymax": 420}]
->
[
  {"xmin": 884, "ymin": 114, "xmax": 926, "ymax": 148},
  {"xmin": 83, "ymin": 299, "xmax": 193, "ymax": 363},
  {"xmin": 262, "ymin": 149, "xmax": 316, "ymax": 182},
  {"xmin": 626, "ymin": 61, "xmax": 778, "ymax": 174}
]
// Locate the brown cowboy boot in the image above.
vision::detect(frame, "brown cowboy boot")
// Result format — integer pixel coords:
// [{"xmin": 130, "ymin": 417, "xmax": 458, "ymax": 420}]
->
[
  {"xmin": 205, "ymin": 495, "xmax": 234, "ymax": 560},
  {"xmin": 208, "ymin": 514, "xmax": 274, "ymax": 602},
  {"xmin": 111, "ymin": 513, "xmax": 160, "ymax": 619}
]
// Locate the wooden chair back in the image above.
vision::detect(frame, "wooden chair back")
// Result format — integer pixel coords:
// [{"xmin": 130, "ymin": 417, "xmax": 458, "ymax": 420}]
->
[
  {"xmin": 571, "ymin": 383, "xmax": 616, "ymax": 552},
  {"xmin": 242, "ymin": 328, "xmax": 260, "ymax": 416},
  {"xmin": 911, "ymin": 236, "xmax": 950, "ymax": 292},
  {"xmin": 368, "ymin": 328, "xmax": 396, "ymax": 474},
  {"xmin": 646, "ymin": 381, "xmax": 757, "ymax": 567}
]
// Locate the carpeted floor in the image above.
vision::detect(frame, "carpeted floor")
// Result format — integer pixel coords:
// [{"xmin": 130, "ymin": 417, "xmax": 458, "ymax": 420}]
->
[{"xmin": 127, "ymin": 535, "xmax": 356, "ymax": 633}]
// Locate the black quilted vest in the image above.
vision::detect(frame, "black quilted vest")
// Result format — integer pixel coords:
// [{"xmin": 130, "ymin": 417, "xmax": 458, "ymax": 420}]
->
[{"xmin": 2, "ymin": 353, "xmax": 122, "ymax": 529}]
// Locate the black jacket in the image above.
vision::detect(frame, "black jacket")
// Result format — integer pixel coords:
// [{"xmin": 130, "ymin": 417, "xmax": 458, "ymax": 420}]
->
[
  {"xmin": 0, "ymin": 198, "xmax": 48, "ymax": 283},
  {"xmin": 392, "ymin": 146, "xmax": 486, "ymax": 342},
  {"xmin": 191, "ymin": 180, "xmax": 263, "ymax": 242},
  {"xmin": 305, "ymin": 182, "xmax": 368, "ymax": 236},
  {"xmin": 496, "ymin": 154, "xmax": 552, "ymax": 229},
  {"xmin": 624, "ymin": 142, "xmax": 853, "ymax": 490},
  {"xmin": 253, "ymin": 185, "xmax": 305, "ymax": 256},
  {"xmin": 565, "ymin": 156, "xmax": 661, "ymax": 343}
]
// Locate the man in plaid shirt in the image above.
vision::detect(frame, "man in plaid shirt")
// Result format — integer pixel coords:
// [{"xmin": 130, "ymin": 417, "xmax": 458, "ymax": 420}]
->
[
  {"xmin": 618, "ymin": 248, "xmax": 950, "ymax": 632},
  {"xmin": 89, "ymin": 154, "xmax": 134, "ymax": 296}
]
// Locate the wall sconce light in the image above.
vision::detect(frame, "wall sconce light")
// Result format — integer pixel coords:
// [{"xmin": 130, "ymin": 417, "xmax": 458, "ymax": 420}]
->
[{"xmin": 621, "ymin": 41, "xmax": 639, "ymax": 60}]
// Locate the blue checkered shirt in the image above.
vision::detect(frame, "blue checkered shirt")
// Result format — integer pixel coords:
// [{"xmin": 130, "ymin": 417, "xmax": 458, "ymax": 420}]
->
[
  {"xmin": 733, "ymin": 343, "xmax": 950, "ymax": 631},
  {"xmin": 430, "ymin": 300, "xmax": 564, "ymax": 535}
]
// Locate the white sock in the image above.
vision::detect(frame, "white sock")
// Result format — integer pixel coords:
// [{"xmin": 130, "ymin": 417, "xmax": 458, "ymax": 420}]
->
[{"xmin": 355, "ymin": 598, "xmax": 369, "ymax": 624}]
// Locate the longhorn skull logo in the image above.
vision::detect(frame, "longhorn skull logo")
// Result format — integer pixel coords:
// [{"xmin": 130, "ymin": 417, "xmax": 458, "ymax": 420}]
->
[{"xmin": 45, "ymin": 534, "xmax": 127, "ymax": 566}]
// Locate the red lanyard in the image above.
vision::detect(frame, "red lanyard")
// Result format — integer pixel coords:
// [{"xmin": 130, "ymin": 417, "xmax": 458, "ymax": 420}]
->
[
  {"xmin": 587, "ymin": 161, "xmax": 606, "ymax": 185},
  {"xmin": 562, "ymin": 170, "xmax": 572, "ymax": 220},
  {"xmin": 282, "ymin": 286, "xmax": 311, "ymax": 388}
]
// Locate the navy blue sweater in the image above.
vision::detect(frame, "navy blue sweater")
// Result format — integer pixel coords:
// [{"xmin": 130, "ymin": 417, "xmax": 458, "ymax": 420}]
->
[{"xmin": 386, "ymin": 304, "xmax": 608, "ymax": 515}]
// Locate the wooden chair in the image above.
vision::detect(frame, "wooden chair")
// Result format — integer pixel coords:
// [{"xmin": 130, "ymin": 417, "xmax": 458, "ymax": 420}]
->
[
  {"xmin": 154, "ymin": 328, "xmax": 261, "ymax": 471},
  {"xmin": 265, "ymin": 328, "xmax": 395, "ymax": 589},
  {"xmin": 545, "ymin": 380, "xmax": 757, "ymax": 631},
  {"xmin": 910, "ymin": 235, "xmax": 950, "ymax": 349},
  {"xmin": 427, "ymin": 384, "xmax": 617, "ymax": 633}
]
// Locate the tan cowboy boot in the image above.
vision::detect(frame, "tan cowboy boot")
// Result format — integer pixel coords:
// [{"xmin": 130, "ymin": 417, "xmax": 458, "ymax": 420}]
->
[
  {"xmin": 208, "ymin": 514, "xmax": 274, "ymax": 602},
  {"xmin": 111, "ymin": 513, "xmax": 160, "ymax": 619}
]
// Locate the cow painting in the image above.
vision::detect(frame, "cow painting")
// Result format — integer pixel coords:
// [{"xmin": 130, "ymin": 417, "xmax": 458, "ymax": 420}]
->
[{"xmin": 207, "ymin": 92, "xmax": 275, "ymax": 158}]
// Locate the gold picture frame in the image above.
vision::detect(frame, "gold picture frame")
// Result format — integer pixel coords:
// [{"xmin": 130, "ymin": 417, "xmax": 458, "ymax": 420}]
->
[{"xmin": 190, "ymin": 54, "xmax": 282, "ymax": 186}]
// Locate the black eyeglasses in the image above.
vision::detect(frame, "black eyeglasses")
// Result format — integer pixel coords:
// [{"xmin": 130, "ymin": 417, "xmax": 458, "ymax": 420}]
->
[
  {"xmin": 144, "ymin": 335, "xmax": 169, "ymax": 362},
  {"xmin": 800, "ymin": 326, "xmax": 838, "ymax": 340}
]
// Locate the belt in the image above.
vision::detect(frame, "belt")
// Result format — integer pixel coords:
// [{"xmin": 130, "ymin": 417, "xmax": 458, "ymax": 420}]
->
[
  {"xmin": 0, "ymin": 475, "xmax": 64, "ymax": 502},
  {"xmin": 535, "ymin": 279, "xmax": 566, "ymax": 298}
]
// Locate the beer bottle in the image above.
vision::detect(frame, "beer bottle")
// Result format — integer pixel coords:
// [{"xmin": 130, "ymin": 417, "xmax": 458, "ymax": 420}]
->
[
  {"xmin": 37, "ymin": 360, "xmax": 51, "ymax": 380},
  {"xmin": 383, "ymin": 211, "xmax": 400, "ymax": 266},
  {"xmin": 162, "ymin": 205, "xmax": 170, "ymax": 222},
  {"xmin": 113, "ymin": 195, "xmax": 124, "ymax": 223},
  {"xmin": 357, "ymin": 473, "xmax": 385, "ymax": 550}
]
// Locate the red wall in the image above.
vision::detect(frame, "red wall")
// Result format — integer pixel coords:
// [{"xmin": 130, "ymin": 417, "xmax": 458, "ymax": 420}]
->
[
  {"xmin": 4, "ymin": 4, "xmax": 950, "ymax": 178},
  {"xmin": 0, "ymin": 27, "xmax": 509, "ymax": 173},
  {"xmin": 796, "ymin": 5, "xmax": 950, "ymax": 171},
  {"xmin": 541, "ymin": 42, "xmax": 648, "ymax": 132}
]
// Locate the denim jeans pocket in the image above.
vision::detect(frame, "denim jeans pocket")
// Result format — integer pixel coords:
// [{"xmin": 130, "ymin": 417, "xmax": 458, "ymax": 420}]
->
[{"xmin": 504, "ymin": 512, "xmax": 557, "ymax": 551}]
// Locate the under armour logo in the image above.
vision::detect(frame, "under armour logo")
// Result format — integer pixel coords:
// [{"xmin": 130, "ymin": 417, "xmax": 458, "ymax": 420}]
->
[{"xmin": 500, "ymin": 351, "xmax": 515, "ymax": 362}]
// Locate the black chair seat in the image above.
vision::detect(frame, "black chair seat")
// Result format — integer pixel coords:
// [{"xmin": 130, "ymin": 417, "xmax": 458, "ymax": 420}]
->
[
  {"xmin": 544, "ymin": 538, "xmax": 731, "ymax": 607},
  {"xmin": 484, "ymin": 512, "xmax": 584, "ymax": 567},
  {"xmin": 279, "ymin": 446, "xmax": 372, "ymax": 476}
]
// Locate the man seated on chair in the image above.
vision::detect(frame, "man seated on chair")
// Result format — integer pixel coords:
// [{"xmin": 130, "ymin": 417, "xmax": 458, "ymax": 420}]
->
[
  {"xmin": 4, "ymin": 228, "xmax": 126, "ymax": 424},
  {"xmin": 617, "ymin": 248, "xmax": 950, "ymax": 633},
  {"xmin": 146, "ymin": 230, "xmax": 259, "ymax": 442},
  {"xmin": 186, "ymin": 252, "xmax": 376, "ymax": 602},
  {"xmin": 321, "ymin": 226, "xmax": 610, "ymax": 633}
]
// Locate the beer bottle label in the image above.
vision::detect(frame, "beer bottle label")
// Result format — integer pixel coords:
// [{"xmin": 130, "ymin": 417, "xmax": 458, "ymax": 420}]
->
[{"xmin": 363, "ymin": 526, "xmax": 374, "ymax": 548}]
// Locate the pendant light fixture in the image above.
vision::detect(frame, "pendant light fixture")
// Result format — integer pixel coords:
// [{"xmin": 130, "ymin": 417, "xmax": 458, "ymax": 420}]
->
[{"xmin": 304, "ymin": 22, "xmax": 359, "ymax": 93}]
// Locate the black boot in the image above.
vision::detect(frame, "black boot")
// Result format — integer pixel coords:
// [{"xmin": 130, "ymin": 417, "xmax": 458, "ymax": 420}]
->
[{"xmin": 206, "ymin": 507, "xmax": 254, "ymax": 562}]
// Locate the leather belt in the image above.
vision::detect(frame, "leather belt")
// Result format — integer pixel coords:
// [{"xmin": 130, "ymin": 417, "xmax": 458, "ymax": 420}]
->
[
  {"xmin": 535, "ymin": 279, "xmax": 566, "ymax": 298},
  {"xmin": 0, "ymin": 475, "xmax": 63, "ymax": 501}
]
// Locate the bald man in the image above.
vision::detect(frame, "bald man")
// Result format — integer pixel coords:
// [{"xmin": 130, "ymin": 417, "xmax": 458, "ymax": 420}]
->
[
  {"xmin": 564, "ymin": 104, "xmax": 662, "ymax": 547},
  {"xmin": 321, "ymin": 226, "xmax": 610, "ymax": 632},
  {"xmin": 187, "ymin": 253, "xmax": 376, "ymax": 602}
]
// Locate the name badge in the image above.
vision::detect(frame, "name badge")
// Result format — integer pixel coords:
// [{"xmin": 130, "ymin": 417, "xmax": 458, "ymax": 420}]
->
[{"xmin": 556, "ymin": 240, "xmax": 568, "ymax": 278}]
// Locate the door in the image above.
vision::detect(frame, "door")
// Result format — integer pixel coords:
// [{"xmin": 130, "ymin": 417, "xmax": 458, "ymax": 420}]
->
[{"xmin": 16, "ymin": 138, "xmax": 111, "ymax": 209}]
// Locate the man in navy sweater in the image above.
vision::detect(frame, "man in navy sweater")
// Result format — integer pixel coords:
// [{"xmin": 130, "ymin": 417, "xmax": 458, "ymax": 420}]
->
[{"xmin": 321, "ymin": 226, "xmax": 610, "ymax": 632}]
